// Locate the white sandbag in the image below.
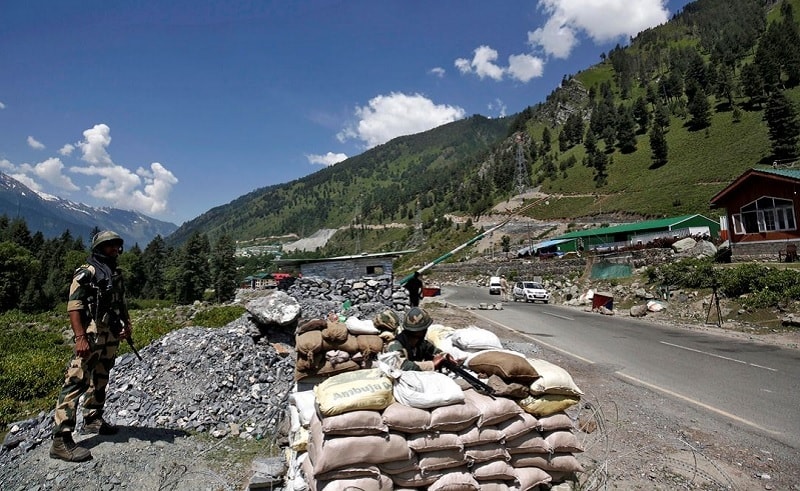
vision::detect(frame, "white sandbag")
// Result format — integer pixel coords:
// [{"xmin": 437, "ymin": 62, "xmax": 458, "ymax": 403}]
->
[
  {"xmin": 345, "ymin": 316, "xmax": 380, "ymax": 335},
  {"xmin": 526, "ymin": 358, "xmax": 583, "ymax": 396},
  {"xmin": 433, "ymin": 335, "xmax": 473, "ymax": 363},
  {"xmin": 450, "ymin": 326, "xmax": 503, "ymax": 351},
  {"xmin": 391, "ymin": 370, "xmax": 465, "ymax": 409},
  {"xmin": 289, "ymin": 390, "xmax": 317, "ymax": 427}
]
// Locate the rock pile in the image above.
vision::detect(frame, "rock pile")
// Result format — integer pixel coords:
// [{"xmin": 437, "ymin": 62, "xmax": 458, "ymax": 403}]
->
[{"xmin": 287, "ymin": 275, "xmax": 414, "ymax": 311}]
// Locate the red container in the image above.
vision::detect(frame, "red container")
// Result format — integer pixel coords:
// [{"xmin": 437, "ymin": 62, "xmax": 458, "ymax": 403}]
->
[
  {"xmin": 422, "ymin": 287, "xmax": 441, "ymax": 297},
  {"xmin": 592, "ymin": 292, "xmax": 614, "ymax": 310}
]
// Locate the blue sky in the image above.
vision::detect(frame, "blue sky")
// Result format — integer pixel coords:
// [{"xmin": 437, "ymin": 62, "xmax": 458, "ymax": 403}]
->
[{"xmin": 1, "ymin": 0, "xmax": 693, "ymax": 225}]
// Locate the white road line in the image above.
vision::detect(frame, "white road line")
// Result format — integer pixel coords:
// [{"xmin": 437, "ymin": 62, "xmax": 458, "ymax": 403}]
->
[
  {"xmin": 616, "ymin": 373, "xmax": 780, "ymax": 436},
  {"xmin": 542, "ymin": 311, "xmax": 575, "ymax": 321},
  {"xmin": 660, "ymin": 341, "xmax": 778, "ymax": 372}
]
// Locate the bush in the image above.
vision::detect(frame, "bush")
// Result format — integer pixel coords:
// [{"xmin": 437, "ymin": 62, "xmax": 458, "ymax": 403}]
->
[{"xmin": 192, "ymin": 305, "xmax": 247, "ymax": 328}]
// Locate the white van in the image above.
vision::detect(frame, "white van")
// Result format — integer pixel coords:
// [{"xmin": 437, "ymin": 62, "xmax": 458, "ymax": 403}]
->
[{"xmin": 488, "ymin": 276, "xmax": 502, "ymax": 295}]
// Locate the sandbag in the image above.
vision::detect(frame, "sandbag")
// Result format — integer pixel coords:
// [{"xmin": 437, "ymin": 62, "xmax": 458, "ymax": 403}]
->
[
  {"xmin": 464, "ymin": 444, "xmax": 509, "ymax": 465},
  {"xmin": 382, "ymin": 402, "xmax": 431, "ymax": 433},
  {"xmin": 462, "ymin": 388, "xmax": 522, "ymax": 427},
  {"xmin": 297, "ymin": 330, "xmax": 324, "ymax": 359},
  {"xmin": 406, "ymin": 431, "xmax": 463, "ymax": 453},
  {"xmin": 321, "ymin": 333, "xmax": 360, "ymax": 354},
  {"xmin": 391, "ymin": 370, "xmax": 465, "ymax": 409},
  {"xmin": 297, "ymin": 318, "xmax": 327, "ymax": 335},
  {"xmin": 389, "ymin": 468, "xmax": 441, "ymax": 488},
  {"xmin": 320, "ymin": 410, "xmax": 387, "ymax": 436},
  {"xmin": 289, "ymin": 390, "xmax": 317, "ymax": 427},
  {"xmin": 314, "ymin": 368, "xmax": 394, "ymax": 416},
  {"xmin": 495, "ymin": 412, "xmax": 538, "ymax": 441},
  {"xmin": 536, "ymin": 412, "xmax": 574, "ymax": 432},
  {"xmin": 428, "ymin": 401, "xmax": 481, "ymax": 432},
  {"xmin": 345, "ymin": 316, "xmax": 380, "ymax": 335},
  {"xmin": 517, "ymin": 394, "xmax": 580, "ymax": 417},
  {"xmin": 467, "ymin": 350, "xmax": 540, "ymax": 383},
  {"xmin": 315, "ymin": 359, "xmax": 360, "ymax": 377},
  {"xmin": 471, "ymin": 460, "xmax": 516, "ymax": 481},
  {"xmin": 508, "ymin": 453, "xmax": 585, "ymax": 473},
  {"xmin": 450, "ymin": 326, "xmax": 503, "ymax": 351},
  {"xmin": 526, "ymin": 358, "xmax": 583, "ymax": 396},
  {"xmin": 318, "ymin": 473, "xmax": 394, "ymax": 491},
  {"xmin": 457, "ymin": 426, "xmax": 504, "ymax": 447},
  {"xmin": 505, "ymin": 430, "xmax": 550, "ymax": 454},
  {"xmin": 428, "ymin": 471, "xmax": 479, "ymax": 491},
  {"xmin": 307, "ymin": 430, "xmax": 410, "ymax": 475},
  {"xmin": 544, "ymin": 430, "xmax": 584, "ymax": 453},
  {"xmin": 418, "ymin": 449, "xmax": 467, "ymax": 472},
  {"xmin": 357, "ymin": 334, "xmax": 385, "ymax": 357},
  {"xmin": 514, "ymin": 467, "xmax": 552, "ymax": 491},
  {"xmin": 321, "ymin": 319, "xmax": 349, "ymax": 343},
  {"xmin": 485, "ymin": 374, "xmax": 530, "ymax": 398}
]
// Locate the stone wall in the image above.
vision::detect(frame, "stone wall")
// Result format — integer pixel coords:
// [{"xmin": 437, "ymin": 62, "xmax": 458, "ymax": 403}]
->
[{"xmin": 287, "ymin": 274, "xmax": 414, "ymax": 311}]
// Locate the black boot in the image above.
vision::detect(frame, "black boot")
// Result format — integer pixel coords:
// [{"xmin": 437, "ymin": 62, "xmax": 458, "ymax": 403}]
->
[{"xmin": 83, "ymin": 415, "xmax": 118, "ymax": 435}]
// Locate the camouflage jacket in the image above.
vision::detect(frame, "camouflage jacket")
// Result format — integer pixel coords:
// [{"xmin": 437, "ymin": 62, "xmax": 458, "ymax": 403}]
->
[
  {"xmin": 67, "ymin": 263, "xmax": 129, "ymax": 333},
  {"xmin": 384, "ymin": 331, "xmax": 441, "ymax": 371}
]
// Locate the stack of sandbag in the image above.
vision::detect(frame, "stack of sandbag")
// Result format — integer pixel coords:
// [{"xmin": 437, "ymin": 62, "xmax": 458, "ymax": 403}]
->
[
  {"xmin": 287, "ymin": 353, "xmax": 585, "ymax": 491},
  {"xmin": 294, "ymin": 312, "xmax": 397, "ymax": 381}
]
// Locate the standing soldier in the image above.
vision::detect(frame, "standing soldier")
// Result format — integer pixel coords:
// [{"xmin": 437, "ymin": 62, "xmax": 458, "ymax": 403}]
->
[
  {"xmin": 404, "ymin": 271, "xmax": 424, "ymax": 307},
  {"xmin": 500, "ymin": 275, "xmax": 509, "ymax": 302},
  {"xmin": 50, "ymin": 231, "xmax": 132, "ymax": 462}
]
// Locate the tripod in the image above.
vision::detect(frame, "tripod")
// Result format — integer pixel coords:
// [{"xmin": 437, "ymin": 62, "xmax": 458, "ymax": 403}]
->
[{"xmin": 705, "ymin": 284, "xmax": 722, "ymax": 327}]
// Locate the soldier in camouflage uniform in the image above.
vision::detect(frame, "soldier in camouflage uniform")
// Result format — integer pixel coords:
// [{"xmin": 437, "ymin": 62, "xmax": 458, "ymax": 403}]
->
[
  {"xmin": 50, "ymin": 231, "xmax": 132, "ymax": 462},
  {"xmin": 384, "ymin": 307, "xmax": 452, "ymax": 371}
]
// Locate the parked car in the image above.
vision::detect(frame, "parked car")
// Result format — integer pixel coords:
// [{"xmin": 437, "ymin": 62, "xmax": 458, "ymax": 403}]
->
[
  {"xmin": 512, "ymin": 281, "xmax": 550, "ymax": 303},
  {"xmin": 488, "ymin": 276, "xmax": 502, "ymax": 295}
]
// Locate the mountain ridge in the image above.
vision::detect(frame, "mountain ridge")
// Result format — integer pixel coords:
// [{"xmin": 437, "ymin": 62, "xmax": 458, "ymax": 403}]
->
[{"xmin": 0, "ymin": 172, "xmax": 178, "ymax": 246}]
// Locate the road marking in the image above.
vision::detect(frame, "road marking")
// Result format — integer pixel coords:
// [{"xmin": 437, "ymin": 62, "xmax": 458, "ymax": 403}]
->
[
  {"xmin": 466, "ymin": 307, "xmax": 781, "ymax": 437},
  {"xmin": 660, "ymin": 341, "xmax": 778, "ymax": 372},
  {"xmin": 542, "ymin": 311, "xmax": 575, "ymax": 321},
  {"xmin": 616, "ymin": 372, "xmax": 781, "ymax": 436}
]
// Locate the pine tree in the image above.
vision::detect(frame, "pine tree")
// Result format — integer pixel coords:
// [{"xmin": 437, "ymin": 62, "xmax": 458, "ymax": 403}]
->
[
  {"xmin": 212, "ymin": 235, "xmax": 237, "ymax": 303},
  {"xmin": 649, "ymin": 123, "xmax": 669, "ymax": 169},
  {"xmin": 764, "ymin": 90, "xmax": 800, "ymax": 159},
  {"xmin": 687, "ymin": 85, "xmax": 711, "ymax": 130}
]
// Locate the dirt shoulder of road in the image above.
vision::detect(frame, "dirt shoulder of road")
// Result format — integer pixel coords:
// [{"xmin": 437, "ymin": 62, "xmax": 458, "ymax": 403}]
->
[{"xmin": 424, "ymin": 300, "xmax": 800, "ymax": 491}]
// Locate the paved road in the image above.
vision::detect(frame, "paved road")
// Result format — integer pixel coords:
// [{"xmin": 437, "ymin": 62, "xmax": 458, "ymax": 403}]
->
[{"xmin": 441, "ymin": 286, "xmax": 800, "ymax": 449}]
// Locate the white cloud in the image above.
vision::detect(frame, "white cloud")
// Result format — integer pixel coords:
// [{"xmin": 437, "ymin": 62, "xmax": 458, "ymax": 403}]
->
[
  {"xmin": 307, "ymin": 152, "xmax": 348, "ymax": 167},
  {"xmin": 78, "ymin": 123, "xmax": 114, "ymax": 166},
  {"xmin": 337, "ymin": 92, "xmax": 466, "ymax": 149},
  {"xmin": 429, "ymin": 67, "xmax": 446, "ymax": 78},
  {"xmin": 455, "ymin": 46, "xmax": 505, "ymax": 81},
  {"xmin": 0, "ymin": 101, "xmax": 6, "ymax": 109},
  {"xmin": 530, "ymin": 0, "xmax": 670, "ymax": 58},
  {"xmin": 31, "ymin": 157, "xmax": 79, "ymax": 191},
  {"xmin": 3, "ymin": 124, "xmax": 176, "ymax": 215},
  {"xmin": 488, "ymin": 99, "xmax": 507, "ymax": 118},
  {"xmin": 27, "ymin": 136, "xmax": 45, "ymax": 150},
  {"xmin": 507, "ymin": 53, "xmax": 545, "ymax": 82}
]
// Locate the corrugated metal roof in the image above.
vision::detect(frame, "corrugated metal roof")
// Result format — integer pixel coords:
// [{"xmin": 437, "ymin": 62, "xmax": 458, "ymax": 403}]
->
[
  {"xmin": 516, "ymin": 238, "xmax": 571, "ymax": 255},
  {"xmin": 556, "ymin": 214, "xmax": 711, "ymax": 239},
  {"xmin": 755, "ymin": 167, "xmax": 800, "ymax": 180}
]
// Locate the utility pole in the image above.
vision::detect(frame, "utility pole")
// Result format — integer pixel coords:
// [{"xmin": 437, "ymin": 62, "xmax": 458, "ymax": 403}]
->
[
  {"xmin": 411, "ymin": 198, "xmax": 424, "ymax": 247},
  {"xmin": 514, "ymin": 133, "xmax": 529, "ymax": 195}
]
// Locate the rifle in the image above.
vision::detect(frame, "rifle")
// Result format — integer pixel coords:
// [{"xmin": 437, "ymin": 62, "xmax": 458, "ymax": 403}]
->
[
  {"xmin": 111, "ymin": 317, "xmax": 142, "ymax": 361},
  {"xmin": 438, "ymin": 358, "xmax": 495, "ymax": 399}
]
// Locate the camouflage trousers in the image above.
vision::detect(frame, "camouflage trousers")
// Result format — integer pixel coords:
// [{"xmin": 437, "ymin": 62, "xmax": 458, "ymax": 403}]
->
[{"xmin": 53, "ymin": 328, "xmax": 119, "ymax": 434}]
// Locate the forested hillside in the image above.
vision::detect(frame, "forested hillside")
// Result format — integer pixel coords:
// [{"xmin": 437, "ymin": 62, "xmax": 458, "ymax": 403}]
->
[{"xmin": 169, "ymin": 0, "xmax": 800, "ymax": 250}]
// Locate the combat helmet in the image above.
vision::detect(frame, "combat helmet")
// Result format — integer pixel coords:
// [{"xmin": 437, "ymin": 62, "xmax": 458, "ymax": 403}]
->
[
  {"xmin": 374, "ymin": 309, "xmax": 400, "ymax": 331},
  {"xmin": 403, "ymin": 307, "xmax": 433, "ymax": 332},
  {"xmin": 91, "ymin": 230, "xmax": 124, "ymax": 251}
]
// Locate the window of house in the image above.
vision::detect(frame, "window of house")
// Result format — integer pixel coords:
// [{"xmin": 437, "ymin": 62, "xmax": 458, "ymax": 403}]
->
[
  {"xmin": 732, "ymin": 196, "xmax": 796, "ymax": 234},
  {"xmin": 366, "ymin": 265, "xmax": 384, "ymax": 275}
]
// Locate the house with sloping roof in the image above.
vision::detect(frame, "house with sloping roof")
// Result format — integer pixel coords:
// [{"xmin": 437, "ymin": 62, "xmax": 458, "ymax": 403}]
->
[
  {"xmin": 551, "ymin": 214, "xmax": 720, "ymax": 253},
  {"xmin": 710, "ymin": 167, "xmax": 800, "ymax": 259},
  {"xmin": 273, "ymin": 250, "xmax": 414, "ymax": 280}
]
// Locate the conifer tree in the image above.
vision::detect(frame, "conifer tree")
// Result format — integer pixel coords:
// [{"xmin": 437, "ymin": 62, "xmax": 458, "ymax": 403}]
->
[
  {"xmin": 649, "ymin": 123, "xmax": 668, "ymax": 169},
  {"xmin": 764, "ymin": 90, "xmax": 800, "ymax": 159},
  {"xmin": 212, "ymin": 235, "xmax": 237, "ymax": 303}
]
